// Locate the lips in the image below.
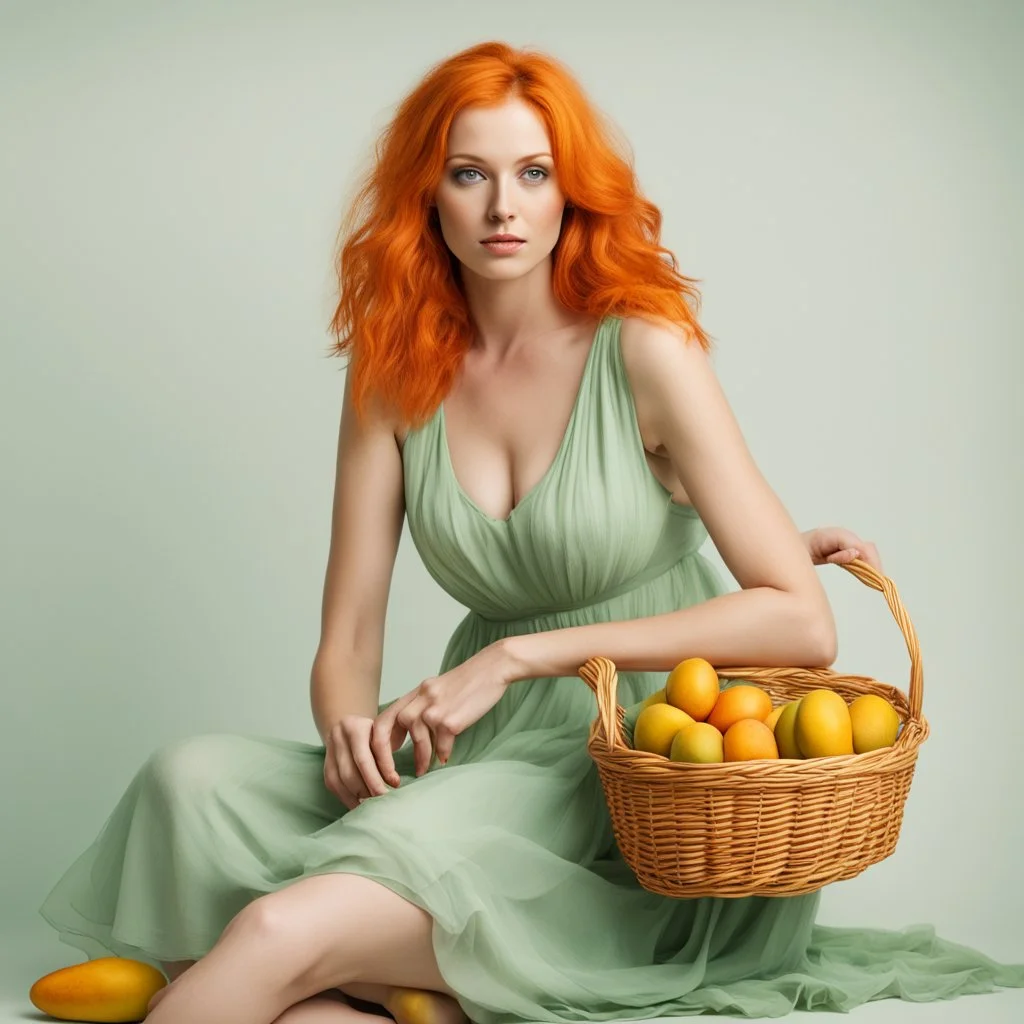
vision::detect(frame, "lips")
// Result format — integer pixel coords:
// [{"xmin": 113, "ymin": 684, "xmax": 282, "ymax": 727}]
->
[
  {"xmin": 481, "ymin": 239, "xmax": 525, "ymax": 255},
  {"xmin": 481, "ymin": 236, "xmax": 524, "ymax": 243}
]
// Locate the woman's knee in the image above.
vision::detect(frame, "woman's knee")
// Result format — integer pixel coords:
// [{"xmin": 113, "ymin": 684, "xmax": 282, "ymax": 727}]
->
[{"xmin": 140, "ymin": 732, "xmax": 249, "ymax": 801}]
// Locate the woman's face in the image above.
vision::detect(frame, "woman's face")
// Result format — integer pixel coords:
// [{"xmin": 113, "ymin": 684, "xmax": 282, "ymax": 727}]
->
[{"xmin": 432, "ymin": 97, "xmax": 568, "ymax": 282}]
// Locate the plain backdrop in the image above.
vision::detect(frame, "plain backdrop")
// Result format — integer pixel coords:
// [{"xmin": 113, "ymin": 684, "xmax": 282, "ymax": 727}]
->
[{"xmin": 1, "ymin": 0, "xmax": 1022, "ymax": 1020}]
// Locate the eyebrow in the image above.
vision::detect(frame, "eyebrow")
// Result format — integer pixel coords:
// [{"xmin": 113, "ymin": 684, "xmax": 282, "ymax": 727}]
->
[{"xmin": 444, "ymin": 152, "xmax": 552, "ymax": 164}]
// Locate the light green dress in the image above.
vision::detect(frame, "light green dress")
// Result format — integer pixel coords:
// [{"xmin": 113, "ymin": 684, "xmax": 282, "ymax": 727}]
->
[{"xmin": 39, "ymin": 314, "xmax": 1024, "ymax": 1020}]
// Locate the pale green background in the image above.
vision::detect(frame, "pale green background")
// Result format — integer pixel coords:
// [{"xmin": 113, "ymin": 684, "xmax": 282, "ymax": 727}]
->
[{"xmin": 1, "ymin": 1, "xmax": 1022, "ymax": 1021}]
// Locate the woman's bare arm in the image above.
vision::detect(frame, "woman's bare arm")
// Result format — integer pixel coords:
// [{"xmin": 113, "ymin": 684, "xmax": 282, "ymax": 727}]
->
[{"xmin": 310, "ymin": 371, "xmax": 406, "ymax": 744}]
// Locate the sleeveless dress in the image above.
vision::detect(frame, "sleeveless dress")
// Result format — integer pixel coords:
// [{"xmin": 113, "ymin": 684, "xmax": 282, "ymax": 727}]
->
[{"xmin": 38, "ymin": 314, "xmax": 1024, "ymax": 1020}]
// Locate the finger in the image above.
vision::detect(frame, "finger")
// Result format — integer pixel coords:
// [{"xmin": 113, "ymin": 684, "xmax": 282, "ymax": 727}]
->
[
  {"xmin": 421, "ymin": 705, "xmax": 457, "ymax": 765},
  {"xmin": 334, "ymin": 742, "xmax": 371, "ymax": 803},
  {"xmin": 323, "ymin": 760, "xmax": 361, "ymax": 811},
  {"xmin": 434, "ymin": 725, "xmax": 456, "ymax": 765},
  {"xmin": 369, "ymin": 725, "xmax": 403, "ymax": 788},
  {"xmin": 838, "ymin": 543, "xmax": 883, "ymax": 572},
  {"xmin": 808, "ymin": 529, "xmax": 855, "ymax": 564},
  {"xmin": 409, "ymin": 718, "xmax": 435, "ymax": 776},
  {"xmin": 350, "ymin": 731, "xmax": 394, "ymax": 797},
  {"xmin": 336, "ymin": 784, "xmax": 361, "ymax": 811},
  {"xmin": 827, "ymin": 548, "xmax": 858, "ymax": 563},
  {"xmin": 397, "ymin": 696, "xmax": 435, "ymax": 776},
  {"xmin": 862, "ymin": 541, "xmax": 883, "ymax": 573},
  {"xmin": 833, "ymin": 527, "xmax": 864, "ymax": 546},
  {"xmin": 370, "ymin": 703, "xmax": 409, "ymax": 787}
]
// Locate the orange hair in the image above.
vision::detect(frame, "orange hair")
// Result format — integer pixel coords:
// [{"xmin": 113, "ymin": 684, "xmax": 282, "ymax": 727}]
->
[{"xmin": 327, "ymin": 40, "xmax": 714, "ymax": 429}]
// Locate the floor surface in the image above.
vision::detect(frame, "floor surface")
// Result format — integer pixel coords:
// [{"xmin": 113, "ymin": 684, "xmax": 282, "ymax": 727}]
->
[{"xmin": 3, "ymin": 927, "xmax": 1023, "ymax": 1023}]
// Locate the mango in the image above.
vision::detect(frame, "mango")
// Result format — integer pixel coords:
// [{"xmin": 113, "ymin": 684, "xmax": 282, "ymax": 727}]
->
[
  {"xmin": 634, "ymin": 703, "xmax": 695, "ymax": 757},
  {"xmin": 795, "ymin": 689, "xmax": 853, "ymax": 757},
  {"xmin": 670, "ymin": 722, "xmax": 724, "ymax": 763},
  {"xmin": 849, "ymin": 693, "xmax": 901, "ymax": 753},
  {"xmin": 773, "ymin": 700, "xmax": 803, "ymax": 759},
  {"xmin": 29, "ymin": 957, "xmax": 167, "ymax": 1022},
  {"xmin": 665, "ymin": 658, "xmax": 720, "ymax": 720},
  {"xmin": 707, "ymin": 684, "xmax": 773, "ymax": 733},
  {"xmin": 723, "ymin": 718, "xmax": 779, "ymax": 761}
]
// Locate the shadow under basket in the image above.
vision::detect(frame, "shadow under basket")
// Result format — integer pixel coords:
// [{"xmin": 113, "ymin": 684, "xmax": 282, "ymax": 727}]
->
[{"xmin": 577, "ymin": 558, "xmax": 929, "ymax": 899}]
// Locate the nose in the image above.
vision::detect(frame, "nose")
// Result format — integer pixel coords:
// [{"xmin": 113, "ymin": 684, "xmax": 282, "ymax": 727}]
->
[{"xmin": 487, "ymin": 177, "xmax": 515, "ymax": 224}]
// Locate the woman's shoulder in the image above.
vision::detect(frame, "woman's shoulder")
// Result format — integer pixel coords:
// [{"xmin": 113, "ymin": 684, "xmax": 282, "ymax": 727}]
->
[
  {"xmin": 346, "ymin": 376, "xmax": 415, "ymax": 454},
  {"xmin": 617, "ymin": 314, "xmax": 716, "ymax": 454},
  {"xmin": 619, "ymin": 313, "xmax": 699, "ymax": 351},
  {"xmin": 618, "ymin": 315, "xmax": 710, "ymax": 391}
]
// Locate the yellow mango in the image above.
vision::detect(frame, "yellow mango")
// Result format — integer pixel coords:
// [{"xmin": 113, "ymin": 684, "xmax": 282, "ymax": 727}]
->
[
  {"xmin": 669, "ymin": 722, "xmax": 725, "ymax": 764},
  {"xmin": 795, "ymin": 689, "xmax": 853, "ymax": 757},
  {"xmin": 634, "ymin": 703, "xmax": 695, "ymax": 758},
  {"xmin": 773, "ymin": 700, "xmax": 803, "ymax": 759},
  {"xmin": 665, "ymin": 658, "xmax": 720, "ymax": 721},
  {"xmin": 849, "ymin": 693, "xmax": 901, "ymax": 753},
  {"xmin": 29, "ymin": 957, "xmax": 167, "ymax": 1023}
]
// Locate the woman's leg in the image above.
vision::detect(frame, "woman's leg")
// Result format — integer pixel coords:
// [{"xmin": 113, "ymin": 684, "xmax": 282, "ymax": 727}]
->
[
  {"xmin": 271, "ymin": 989, "xmax": 391, "ymax": 1024},
  {"xmin": 152, "ymin": 962, "xmax": 462, "ymax": 1024},
  {"xmin": 147, "ymin": 961, "xmax": 199, "ymax": 1015},
  {"xmin": 153, "ymin": 931, "xmax": 463, "ymax": 1022},
  {"xmin": 149, "ymin": 963, "xmax": 403, "ymax": 1021},
  {"xmin": 143, "ymin": 873, "xmax": 469, "ymax": 1024}
]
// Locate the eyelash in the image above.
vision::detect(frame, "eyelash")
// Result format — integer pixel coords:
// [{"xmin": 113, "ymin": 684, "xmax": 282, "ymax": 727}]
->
[{"xmin": 451, "ymin": 167, "xmax": 549, "ymax": 184}]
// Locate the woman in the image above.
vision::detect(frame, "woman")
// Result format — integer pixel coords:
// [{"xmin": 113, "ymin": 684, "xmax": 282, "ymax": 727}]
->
[{"xmin": 37, "ymin": 40, "xmax": 1022, "ymax": 1024}]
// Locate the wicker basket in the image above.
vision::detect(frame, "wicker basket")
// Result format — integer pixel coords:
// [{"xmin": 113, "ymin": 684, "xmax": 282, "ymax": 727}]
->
[{"xmin": 577, "ymin": 557, "xmax": 929, "ymax": 899}]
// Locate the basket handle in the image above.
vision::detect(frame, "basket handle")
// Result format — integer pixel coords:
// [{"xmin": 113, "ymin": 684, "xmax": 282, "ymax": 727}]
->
[
  {"xmin": 577, "ymin": 556, "xmax": 923, "ymax": 746},
  {"xmin": 831, "ymin": 556, "xmax": 923, "ymax": 719},
  {"xmin": 578, "ymin": 654, "xmax": 627, "ymax": 752}
]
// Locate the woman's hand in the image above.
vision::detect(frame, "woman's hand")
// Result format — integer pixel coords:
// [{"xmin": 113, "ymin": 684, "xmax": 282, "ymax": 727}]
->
[
  {"xmin": 369, "ymin": 643, "xmax": 517, "ymax": 786},
  {"xmin": 802, "ymin": 526, "xmax": 883, "ymax": 573},
  {"xmin": 323, "ymin": 713, "xmax": 407, "ymax": 810}
]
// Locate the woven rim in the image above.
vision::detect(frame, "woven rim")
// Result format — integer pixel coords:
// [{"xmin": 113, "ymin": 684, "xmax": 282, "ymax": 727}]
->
[{"xmin": 578, "ymin": 556, "xmax": 928, "ymax": 773}]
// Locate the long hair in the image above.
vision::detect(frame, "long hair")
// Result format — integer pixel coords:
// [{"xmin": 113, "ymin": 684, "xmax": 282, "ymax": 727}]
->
[{"xmin": 328, "ymin": 40, "xmax": 713, "ymax": 429}]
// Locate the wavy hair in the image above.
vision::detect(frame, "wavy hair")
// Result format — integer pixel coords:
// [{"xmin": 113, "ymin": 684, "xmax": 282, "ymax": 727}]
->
[{"xmin": 328, "ymin": 40, "xmax": 713, "ymax": 429}]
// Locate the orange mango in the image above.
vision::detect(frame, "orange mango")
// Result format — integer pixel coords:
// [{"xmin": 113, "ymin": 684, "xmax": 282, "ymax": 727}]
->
[{"xmin": 707, "ymin": 684, "xmax": 773, "ymax": 733}]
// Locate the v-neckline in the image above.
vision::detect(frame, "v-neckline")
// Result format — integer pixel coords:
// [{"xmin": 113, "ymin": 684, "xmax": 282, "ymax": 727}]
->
[{"xmin": 439, "ymin": 315, "xmax": 608, "ymax": 526}]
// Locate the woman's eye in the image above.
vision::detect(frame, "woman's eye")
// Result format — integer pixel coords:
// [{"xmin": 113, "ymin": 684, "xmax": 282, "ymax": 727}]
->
[{"xmin": 452, "ymin": 167, "xmax": 549, "ymax": 184}]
